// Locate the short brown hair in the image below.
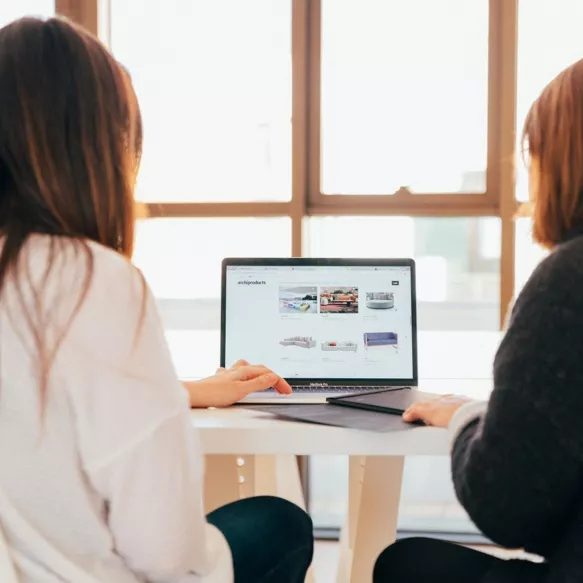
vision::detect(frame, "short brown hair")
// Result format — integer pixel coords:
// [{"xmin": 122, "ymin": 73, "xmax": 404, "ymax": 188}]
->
[{"xmin": 523, "ymin": 59, "xmax": 583, "ymax": 248}]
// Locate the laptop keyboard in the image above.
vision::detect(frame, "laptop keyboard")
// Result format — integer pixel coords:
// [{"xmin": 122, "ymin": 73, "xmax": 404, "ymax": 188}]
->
[{"xmin": 288, "ymin": 385, "xmax": 409, "ymax": 393}]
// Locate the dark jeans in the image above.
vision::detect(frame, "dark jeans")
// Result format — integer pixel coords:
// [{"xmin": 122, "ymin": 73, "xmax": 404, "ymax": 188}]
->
[
  {"xmin": 374, "ymin": 538, "xmax": 546, "ymax": 583},
  {"xmin": 207, "ymin": 495, "xmax": 313, "ymax": 583}
]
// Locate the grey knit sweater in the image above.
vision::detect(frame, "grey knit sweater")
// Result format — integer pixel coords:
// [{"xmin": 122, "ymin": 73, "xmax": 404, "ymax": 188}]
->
[{"xmin": 452, "ymin": 229, "xmax": 583, "ymax": 581}]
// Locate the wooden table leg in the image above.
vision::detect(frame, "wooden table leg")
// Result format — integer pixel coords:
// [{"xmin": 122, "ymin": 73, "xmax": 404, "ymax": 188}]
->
[
  {"xmin": 204, "ymin": 453, "xmax": 276, "ymax": 512},
  {"xmin": 248, "ymin": 455, "xmax": 307, "ymax": 508},
  {"xmin": 337, "ymin": 456, "xmax": 405, "ymax": 583},
  {"xmin": 204, "ymin": 454, "xmax": 308, "ymax": 509},
  {"xmin": 204, "ymin": 455, "xmax": 241, "ymax": 513}
]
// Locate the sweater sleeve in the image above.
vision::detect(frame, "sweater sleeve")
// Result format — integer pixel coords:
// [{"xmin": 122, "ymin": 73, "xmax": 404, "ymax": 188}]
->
[{"xmin": 451, "ymin": 248, "xmax": 583, "ymax": 555}]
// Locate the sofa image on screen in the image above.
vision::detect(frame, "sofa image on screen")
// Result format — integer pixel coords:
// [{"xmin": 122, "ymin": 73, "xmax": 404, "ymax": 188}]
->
[
  {"xmin": 321, "ymin": 341, "xmax": 358, "ymax": 352},
  {"xmin": 279, "ymin": 336, "xmax": 316, "ymax": 348},
  {"xmin": 282, "ymin": 300, "xmax": 313, "ymax": 312},
  {"xmin": 363, "ymin": 332, "xmax": 398, "ymax": 348},
  {"xmin": 365, "ymin": 292, "xmax": 394, "ymax": 310},
  {"xmin": 279, "ymin": 285, "xmax": 318, "ymax": 314},
  {"xmin": 320, "ymin": 287, "xmax": 359, "ymax": 313}
]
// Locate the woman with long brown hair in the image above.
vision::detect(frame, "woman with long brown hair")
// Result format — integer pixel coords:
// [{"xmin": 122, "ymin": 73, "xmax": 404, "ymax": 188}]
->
[
  {"xmin": 373, "ymin": 58, "xmax": 583, "ymax": 582},
  {"xmin": 0, "ymin": 16, "xmax": 312, "ymax": 583}
]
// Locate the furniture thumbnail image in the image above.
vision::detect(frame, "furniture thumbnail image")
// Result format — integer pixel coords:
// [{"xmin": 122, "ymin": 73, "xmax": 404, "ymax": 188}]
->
[
  {"xmin": 279, "ymin": 285, "xmax": 318, "ymax": 314},
  {"xmin": 321, "ymin": 341, "xmax": 358, "ymax": 352},
  {"xmin": 320, "ymin": 286, "xmax": 359, "ymax": 313},
  {"xmin": 282, "ymin": 301, "xmax": 312, "ymax": 312},
  {"xmin": 366, "ymin": 292, "xmax": 394, "ymax": 309},
  {"xmin": 279, "ymin": 336, "xmax": 316, "ymax": 348},
  {"xmin": 363, "ymin": 332, "xmax": 398, "ymax": 348}
]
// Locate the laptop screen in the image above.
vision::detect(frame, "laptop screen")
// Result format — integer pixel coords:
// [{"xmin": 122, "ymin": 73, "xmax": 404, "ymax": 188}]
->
[{"xmin": 222, "ymin": 261, "xmax": 416, "ymax": 382}]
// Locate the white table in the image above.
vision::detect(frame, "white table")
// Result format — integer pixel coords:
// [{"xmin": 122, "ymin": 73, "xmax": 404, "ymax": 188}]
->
[
  {"xmin": 172, "ymin": 328, "xmax": 498, "ymax": 581},
  {"xmin": 192, "ymin": 379, "xmax": 491, "ymax": 583}
]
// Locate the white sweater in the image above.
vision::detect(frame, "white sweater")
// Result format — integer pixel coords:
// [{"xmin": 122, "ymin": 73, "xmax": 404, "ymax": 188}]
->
[{"xmin": 0, "ymin": 235, "xmax": 232, "ymax": 582}]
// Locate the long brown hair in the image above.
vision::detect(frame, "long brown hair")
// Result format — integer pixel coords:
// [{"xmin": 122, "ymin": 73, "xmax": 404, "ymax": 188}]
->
[
  {"xmin": 0, "ymin": 17, "xmax": 142, "ymax": 400},
  {"xmin": 523, "ymin": 58, "xmax": 583, "ymax": 248}
]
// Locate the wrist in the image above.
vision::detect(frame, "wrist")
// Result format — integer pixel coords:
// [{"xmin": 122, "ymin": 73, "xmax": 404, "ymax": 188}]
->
[
  {"xmin": 448, "ymin": 400, "xmax": 487, "ymax": 447},
  {"xmin": 182, "ymin": 379, "xmax": 205, "ymax": 408}
]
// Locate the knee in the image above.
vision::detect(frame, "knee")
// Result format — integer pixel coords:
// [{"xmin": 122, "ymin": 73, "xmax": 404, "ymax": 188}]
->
[
  {"xmin": 248, "ymin": 496, "xmax": 313, "ymax": 547},
  {"xmin": 374, "ymin": 537, "xmax": 431, "ymax": 582},
  {"xmin": 241, "ymin": 496, "xmax": 314, "ymax": 549},
  {"xmin": 253, "ymin": 496, "xmax": 314, "ymax": 571}
]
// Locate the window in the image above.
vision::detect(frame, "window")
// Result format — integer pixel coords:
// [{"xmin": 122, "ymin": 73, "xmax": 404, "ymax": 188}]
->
[
  {"xmin": 134, "ymin": 218, "xmax": 291, "ymax": 300},
  {"xmin": 0, "ymin": 0, "xmax": 53, "ymax": 25},
  {"xmin": 64, "ymin": 0, "xmax": 564, "ymax": 540},
  {"xmin": 308, "ymin": 217, "xmax": 500, "ymax": 330},
  {"xmin": 516, "ymin": 0, "xmax": 583, "ymax": 202},
  {"xmin": 321, "ymin": 0, "xmax": 489, "ymax": 195},
  {"xmin": 105, "ymin": 0, "xmax": 508, "ymax": 539},
  {"xmin": 110, "ymin": 0, "xmax": 292, "ymax": 203},
  {"xmin": 133, "ymin": 218, "xmax": 291, "ymax": 378},
  {"xmin": 513, "ymin": 0, "xmax": 582, "ymax": 294}
]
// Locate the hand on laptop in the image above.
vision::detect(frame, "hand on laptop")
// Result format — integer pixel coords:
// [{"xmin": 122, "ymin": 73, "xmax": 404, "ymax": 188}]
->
[
  {"xmin": 402, "ymin": 394, "xmax": 472, "ymax": 427},
  {"xmin": 184, "ymin": 360, "xmax": 292, "ymax": 408}
]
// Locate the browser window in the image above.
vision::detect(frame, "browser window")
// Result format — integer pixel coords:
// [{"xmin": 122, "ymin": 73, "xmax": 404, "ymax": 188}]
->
[{"xmin": 225, "ymin": 265, "xmax": 414, "ymax": 379}]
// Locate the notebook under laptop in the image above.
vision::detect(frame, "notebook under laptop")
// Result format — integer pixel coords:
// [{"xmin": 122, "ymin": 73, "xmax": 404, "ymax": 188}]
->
[{"xmin": 221, "ymin": 258, "xmax": 418, "ymax": 404}]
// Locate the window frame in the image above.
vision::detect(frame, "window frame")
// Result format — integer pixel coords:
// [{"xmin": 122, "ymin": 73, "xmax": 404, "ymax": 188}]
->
[
  {"xmin": 57, "ymin": 0, "xmax": 519, "ymax": 326},
  {"xmin": 309, "ymin": 0, "xmax": 496, "ymax": 206}
]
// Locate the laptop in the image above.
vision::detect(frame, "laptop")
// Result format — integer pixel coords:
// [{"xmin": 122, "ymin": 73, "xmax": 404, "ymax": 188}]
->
[{"xmin": 221, "ymin": 258, "xmax": 418, "ymax": 404}]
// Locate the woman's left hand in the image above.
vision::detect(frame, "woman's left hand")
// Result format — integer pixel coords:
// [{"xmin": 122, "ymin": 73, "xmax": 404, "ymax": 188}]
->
[{"xmin": 402, "ymin": 394, "xmax": 473, "ymax": 428}]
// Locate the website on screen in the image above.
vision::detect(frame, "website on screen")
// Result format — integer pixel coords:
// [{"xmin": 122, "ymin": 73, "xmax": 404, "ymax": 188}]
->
[{"xmin": 225, "ymin": 265, "xmax": 414, "ymax": 379}]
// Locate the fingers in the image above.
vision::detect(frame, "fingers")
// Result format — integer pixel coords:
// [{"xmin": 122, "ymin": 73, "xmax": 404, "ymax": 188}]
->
[
  {"xmin": 230, "ymin": 365, "xmax": 292, "ymax": 396},
  {"xmin": 218, "ymin": 360, "xmax": 250, "ymax": 374},
  {"xmin": 402, "ymin": 395, "xmax": 462, "ymax": 428},
  {"xmin": 237, "ymin": 372, "xmax": 283, "ymax": 396},
  {"xmin": 272, "ymin": 376, "xmax": 293, "ymax": 395},
  {"xmin": 230, "ymin": 365, "xmax": 274, "ymax": 381},
  {"xmin": 232, "ymin": 359, "xmax": 250, "ymax": 368},
  {"xmin": 402, "ymin": 404, "xmax": 420, "ymax": 422},
  {"xmin": 402, "ymin": 401, "xmax": 432, "ymax": 424}
]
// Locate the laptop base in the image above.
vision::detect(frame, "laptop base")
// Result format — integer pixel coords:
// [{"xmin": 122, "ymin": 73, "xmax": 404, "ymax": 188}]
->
[{"xmin": 239, "ymin": 385, "xmax": 413, "ymax": 405}]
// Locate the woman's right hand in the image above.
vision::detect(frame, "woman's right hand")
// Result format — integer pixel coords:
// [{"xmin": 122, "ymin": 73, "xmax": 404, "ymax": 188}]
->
[
  {"xmin": 183, "ymin": 359, "xmax": 292, "ymax": 408},
  {"xmin": 402, "ymin": 394, "xmax": 472, "ymax": 427}
]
